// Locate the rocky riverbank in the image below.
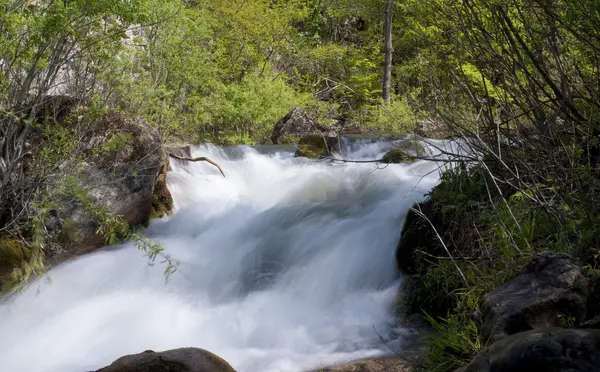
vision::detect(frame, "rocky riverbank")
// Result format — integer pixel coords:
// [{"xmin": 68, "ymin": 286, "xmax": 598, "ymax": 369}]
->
[
  {"xmin": 395, "ymin": 160, "xmax": 600, "ymax": 371},
  {"xmin": 0, "ymin": 97, "xmax": 174, "ymax": 293}
]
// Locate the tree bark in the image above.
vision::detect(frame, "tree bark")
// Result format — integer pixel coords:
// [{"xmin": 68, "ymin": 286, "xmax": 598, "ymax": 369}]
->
[{"xmin": 382, "ymin": 0, "xmax": 393, "ymax": 102}]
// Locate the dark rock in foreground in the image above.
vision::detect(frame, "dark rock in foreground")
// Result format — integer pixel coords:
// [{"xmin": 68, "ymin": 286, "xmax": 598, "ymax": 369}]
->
[
  {"xmin": 96, "ymin": 348, "xmax": 236, "ymax": 372},
  {"xmin": 395, "ymin": 200, "xmax": 439, "ymax": 276},
  {"xmin": 459, "ymin": 328, "xmax": 600, "ymax": 372},
  {"xmin": 481, "ymin": 252, "xmax": 588, "ymax": 343}
]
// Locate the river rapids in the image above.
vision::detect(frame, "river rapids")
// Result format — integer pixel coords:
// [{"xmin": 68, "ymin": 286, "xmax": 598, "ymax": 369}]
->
[{"xmin": 0, "ymin": 137, "xmax": 456, "ymax": 372}]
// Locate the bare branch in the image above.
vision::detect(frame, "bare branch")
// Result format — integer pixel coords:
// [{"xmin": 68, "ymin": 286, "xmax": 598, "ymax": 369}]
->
[{"xmin": 168, "ymin": 153, "xmax": 226, "ymax": 177}]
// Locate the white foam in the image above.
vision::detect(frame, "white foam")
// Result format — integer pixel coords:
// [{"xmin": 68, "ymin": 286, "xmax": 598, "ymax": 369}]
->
[{"xmin": 0, "ymin": 139, "xmax": 451, "ymax": 372}]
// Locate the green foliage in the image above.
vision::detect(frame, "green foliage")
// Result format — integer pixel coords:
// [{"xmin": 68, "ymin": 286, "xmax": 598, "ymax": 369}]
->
[
  {"xmin": 358, "ymin": 96, "xmax": 419, "ymax": 134},
  {"xmin": 201, "ymin": 72, "xmax": 311, "ymax": 144},
  {"xmin": 96, "ymin": 133, "xmax": 134, "ymax": 155},
  {"xmin": 420, "ymin": 310, "xmax": 482, "ymax": 372}
]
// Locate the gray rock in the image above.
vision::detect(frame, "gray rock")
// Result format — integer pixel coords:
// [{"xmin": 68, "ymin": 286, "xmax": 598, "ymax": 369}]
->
[
  {"xmin": 314, "ymin": 358, "xmax": 411, "ymax": 372},
  {"xmin": 52, "ymin": 113, "xmax": 172, "ymax": 260},
  {"xmin": 96, "ymin": 348, "xmax": 236, "ymax": 372},
  {"xmin": 481, "ymin": 252, "xmax": 588, "ymax": 343},
  {"xmin": 460, "ymin": 328, "xmax": 600, "ymax": 372},
  {"xmin": 271, "ymin": 108, "xmax": 329, "ymax": 144}
]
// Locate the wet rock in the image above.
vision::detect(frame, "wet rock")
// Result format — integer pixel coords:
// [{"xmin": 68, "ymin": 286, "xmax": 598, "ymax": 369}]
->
[
  {"xmin": 381, "ymin": 149, "xmax": 413, "ymax": 164},
  {"xmin": 96, "ymin": 348, "xmax": 236, "ymax": 372},
  {"xmin": 314, "ymin": 358, "xmax": 411, "ymax": 372},
  {"xmin": 294, "ymin": 135, "xmax": 340, "ymax": 159},
  {"xmin": 481, "ymin": 252, "xmax": 588, "ymax": 343},
  {"xmin": 396, "ymin": 200, "xmax": 439, "ymax": 275},
  {"xmin": 151, "ymin": 152, "xmax": 174, "ymax": 220},
  {"xmin": 272, "ymin": 108, "xmax": 332, "ymax": 144},
  {"xmin": 460, "ymin": 328, "xmax": 600, "ymax": 372}
]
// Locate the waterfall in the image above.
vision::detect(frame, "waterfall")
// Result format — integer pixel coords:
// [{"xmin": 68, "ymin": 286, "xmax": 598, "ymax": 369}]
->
[{"xmin": 0, "ymin": 138, "xmax": 453, "ymax": 372}]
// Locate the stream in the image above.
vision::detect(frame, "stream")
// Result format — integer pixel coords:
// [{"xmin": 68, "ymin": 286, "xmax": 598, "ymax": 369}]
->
[{"xmin": 0, "ymin": 137, "xmax": 455, "ymax": 372}]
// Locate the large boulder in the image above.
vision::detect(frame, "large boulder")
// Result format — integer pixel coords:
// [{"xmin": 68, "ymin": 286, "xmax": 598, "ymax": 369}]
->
[
  {"xmin": 396, "ymin": 200, "xmax": 439, "ymax": 275},
  {"xmin": 294, "ymin": 135, "xmax": 340, "ymax": 159},
  {"xmin": 315, "ymin": 358, "xmax": 411, "ymax": 372},
  {"xmin": 96, "ymin": 348, "xmax": 236, "ymax": 372},
  {"xmin": 480, "ymin": 252, "xmax": 589, "ymax": 343},
  {"xmin": 459, "ymin": 328, "xmax": 600, "ymax": 372},
  {"xmin": 272, "ymin": 108, "xmax": 331, "ymax": 144},
  {"xmin": 51, "ymin": 112, "xmax": 173, "ymax": 260}
]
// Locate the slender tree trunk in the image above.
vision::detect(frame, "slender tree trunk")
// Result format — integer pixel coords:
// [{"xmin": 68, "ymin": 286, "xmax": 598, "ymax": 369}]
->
[{"xmin": 382, "ymin": 0, "xmax": 393, "ymax": 102}]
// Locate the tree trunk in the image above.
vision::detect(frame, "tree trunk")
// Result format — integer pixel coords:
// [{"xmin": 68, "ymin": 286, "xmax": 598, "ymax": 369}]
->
[{"xmin": 382, "ymin": 0, "xmax": 393, "ymax": 102}]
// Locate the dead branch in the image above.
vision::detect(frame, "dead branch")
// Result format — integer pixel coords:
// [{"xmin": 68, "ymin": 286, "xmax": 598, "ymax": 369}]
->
[{"xmin": 168, "ymin": 153, "xmax": 226, "ymax": 177}]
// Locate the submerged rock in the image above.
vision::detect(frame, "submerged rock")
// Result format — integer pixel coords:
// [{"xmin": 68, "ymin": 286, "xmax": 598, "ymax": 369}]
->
[
  {"xmin": 381, "ymin": 149, "xmax": 413, "ymax": 164},
  {"xmin": 315, "ymin": 358, "xmax": 411, "ymax": 372},
  {"xmin": 459, "ymin": 328, "xmax": 600, "ymax": 372},
  {"xmin": 481, "ymin": 252, "xmax": 588, "ymax": 343},
  {"xmin": 294, "ymin": 135, "xmax": 340, "ymax": 159},
  {"xmin": 96, "ymin": 348, "xmax": 236, "ymax": 372}
]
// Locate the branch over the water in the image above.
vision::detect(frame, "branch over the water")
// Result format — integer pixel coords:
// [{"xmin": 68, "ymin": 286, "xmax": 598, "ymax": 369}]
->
[{"xmin": 168, "ymin": 153, "xmax": 226, "ymax": 177}]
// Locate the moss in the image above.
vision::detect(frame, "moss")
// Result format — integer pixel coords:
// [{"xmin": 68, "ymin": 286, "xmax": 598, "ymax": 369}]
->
[
  {"xmin": 381, "ymin": 148, "xmax": 413, "ymax": 163},
  {"xmin": 0, "ymin": 239, "xmax": 30, "ymax": 269},
  {"xmin": 0, "ymin": 238, "xmax": 38, "ymax": 296},
  {"xmin": 294, "ymin": 135, "xmax": 338, "ymax": 159},
  {"xmin": 150, "ymin": 162, "xmax": 174, "ymax": 221}
]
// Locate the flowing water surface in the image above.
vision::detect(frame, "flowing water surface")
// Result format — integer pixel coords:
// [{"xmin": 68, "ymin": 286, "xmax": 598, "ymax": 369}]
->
[{"xmin": 0, "ymin": 138, "xmax": 456, "ymax": 372}]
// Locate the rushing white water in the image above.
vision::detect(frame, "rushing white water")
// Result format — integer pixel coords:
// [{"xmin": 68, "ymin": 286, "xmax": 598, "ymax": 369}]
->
[{"xmin": 0, "ymin": 138, "xmax": 454, "ymax": 372}]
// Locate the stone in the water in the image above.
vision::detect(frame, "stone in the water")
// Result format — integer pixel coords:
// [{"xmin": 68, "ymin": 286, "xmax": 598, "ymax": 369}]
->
[
  {"xmin": 459, "ymin": 328, "xmax": 600, "ymax": 372},
  {"xmin": 96, "ymin": 347, "xmax": 236, "ymax": 372},
  {"xmin": 381, "ymin": 149, "xmax": 413, "ymax": 164},
  {"xmin": 481, "ymin": 252, "xmax": 588, "ymax": 343},
  {"xmin": 294, "ymin": 135, "xmax": 340, "ymax": 159}
]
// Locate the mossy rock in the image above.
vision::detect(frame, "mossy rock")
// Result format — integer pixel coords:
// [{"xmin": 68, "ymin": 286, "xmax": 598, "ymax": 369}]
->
[
  {"xmin": 150, "ymin": 156, "xmax": 174, "ymax": 221},
  {"xmin": 381, "ymin": 149, "xmax": 414, "ymax": 164},
  {"xmin": 294, "ymin": 135, "xmax": 339, "ymax": 159},
  {"xmin": 0, "ymin": 239, "xmax": 30, "ymax": 270},
  {"xmin": 394, "ymin": 139, "xmax": 427, "ymax": 156}
]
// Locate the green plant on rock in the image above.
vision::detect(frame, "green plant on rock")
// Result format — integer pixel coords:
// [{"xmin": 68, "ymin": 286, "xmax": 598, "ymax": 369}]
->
[
  {"xmin": 95, "ymin": 133, "xmax": 134, "ymax": 155},
  {"xmin": 62, "ymin": 178, "xmax": 177, "ymax": 276},
  {"xmin": 420, "ymin": 309, "xmax": 482, "ymax": 372}
]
